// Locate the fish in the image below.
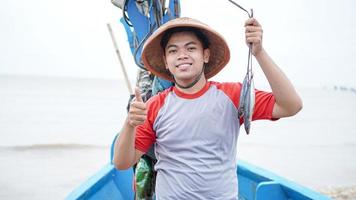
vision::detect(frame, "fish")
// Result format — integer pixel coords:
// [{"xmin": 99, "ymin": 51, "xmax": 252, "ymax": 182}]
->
[
  {"xmin": 238, "ymin": 51, "xmax": 255, "ymax": 134},
  {"xmin": 228, "ymin": 0, "xmax": 255, "ymax": 134}
]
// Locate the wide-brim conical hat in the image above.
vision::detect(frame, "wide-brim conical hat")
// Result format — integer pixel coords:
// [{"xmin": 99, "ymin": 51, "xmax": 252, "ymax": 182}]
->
[{"xmin": 141, "ymin": 17, "xmax": 230, "ymax": 82}]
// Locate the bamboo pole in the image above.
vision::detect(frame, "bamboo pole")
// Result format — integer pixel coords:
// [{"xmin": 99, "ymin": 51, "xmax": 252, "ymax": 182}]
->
[{"xmin": 107, "ymin": 23, "xmax": 133, "ymax": 95}]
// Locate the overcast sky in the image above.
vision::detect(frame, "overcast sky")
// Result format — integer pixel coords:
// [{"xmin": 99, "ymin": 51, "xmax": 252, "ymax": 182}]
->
[{"xmin": 1, "ymin": 0, "xmax": 355, "ymax": 88}]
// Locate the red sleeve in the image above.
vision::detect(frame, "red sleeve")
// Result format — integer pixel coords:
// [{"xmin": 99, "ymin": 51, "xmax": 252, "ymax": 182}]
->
[
  {"xmin": 213, "ymin": 81, "xmax": 277, "ymax": 124},
  {"xmin": 214, "ymin": 81, "xmax": 241, "ymax": 108},
  {"xmin": 135, "ymin": 89, "xmax": 170, "ymax": 153},
  {"xmin": 252, "ymin": 89, "xmax": 277, "ymax": 121}
]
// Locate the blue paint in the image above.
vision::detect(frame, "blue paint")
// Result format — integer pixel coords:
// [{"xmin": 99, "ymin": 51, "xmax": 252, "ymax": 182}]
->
[
  {"xmin": 120, "ymin": 0, "xmax": 180, "ymax": 69},
  {"xmin": 67, "ymin": 136, "xmax": 330, "ymax": 200}
]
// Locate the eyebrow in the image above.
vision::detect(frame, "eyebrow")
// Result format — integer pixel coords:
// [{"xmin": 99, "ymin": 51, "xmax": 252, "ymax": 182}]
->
[{"xmin": 165, "ymin": 41, "xmax": 198, "ymax": 50}]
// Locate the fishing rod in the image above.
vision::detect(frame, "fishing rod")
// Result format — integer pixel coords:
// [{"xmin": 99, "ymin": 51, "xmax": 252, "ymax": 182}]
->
[{"xmin": 107, "ymin": 23, "xmax": 134, "ymax": 95}]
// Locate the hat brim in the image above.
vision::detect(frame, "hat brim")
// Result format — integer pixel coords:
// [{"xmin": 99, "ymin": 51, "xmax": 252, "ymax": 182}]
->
[{"xmin": 141, "ymin": 17, "xmax": 230, "ymax": 82}]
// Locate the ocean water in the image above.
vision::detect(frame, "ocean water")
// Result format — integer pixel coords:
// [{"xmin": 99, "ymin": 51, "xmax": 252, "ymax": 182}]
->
[{"xmin": 0, "ymin": 75, "xmax": 355, "ymax": 199}]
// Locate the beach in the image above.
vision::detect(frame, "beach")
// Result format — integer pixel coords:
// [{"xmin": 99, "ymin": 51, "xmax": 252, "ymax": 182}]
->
[{"xmin": 0, "ymin": 75, "xmax": 355, "ymax": 199}]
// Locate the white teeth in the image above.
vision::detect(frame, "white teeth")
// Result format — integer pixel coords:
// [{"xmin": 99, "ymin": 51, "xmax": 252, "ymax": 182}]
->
[{"xmin": 176, "ymin": 63, "xmax": 191, "ymax": 68}]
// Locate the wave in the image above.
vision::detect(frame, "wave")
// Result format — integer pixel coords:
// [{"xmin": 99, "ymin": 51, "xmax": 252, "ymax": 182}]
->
[{"xmin": 0, "ymin": 143, "xmax": 108, "ymax": 151}]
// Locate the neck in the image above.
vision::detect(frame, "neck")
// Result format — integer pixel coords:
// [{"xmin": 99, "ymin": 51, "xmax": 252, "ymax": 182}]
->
[{"xmin": 175, "ymin": 75, "xmax": 207, "ymax": 94}]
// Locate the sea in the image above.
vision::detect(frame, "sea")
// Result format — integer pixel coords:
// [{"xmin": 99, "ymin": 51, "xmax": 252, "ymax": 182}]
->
[{"xmin": 0, "ymin": 75, "xmax": 355, "ymax": 199}]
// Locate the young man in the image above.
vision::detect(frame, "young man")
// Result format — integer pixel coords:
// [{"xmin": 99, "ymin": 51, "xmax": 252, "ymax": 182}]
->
[{"xmin": 113, "ymin": 17, "xmax": 302, "ymax": 199}]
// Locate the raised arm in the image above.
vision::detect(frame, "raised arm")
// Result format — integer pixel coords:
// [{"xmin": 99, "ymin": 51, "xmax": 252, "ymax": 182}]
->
[
  {"xmin": 245, "ymin": 18, "xmax": 303, "ymax": 118},
  {"xmin": 113, "ymin": 88, "xmax": 145, "ymax": 170}
]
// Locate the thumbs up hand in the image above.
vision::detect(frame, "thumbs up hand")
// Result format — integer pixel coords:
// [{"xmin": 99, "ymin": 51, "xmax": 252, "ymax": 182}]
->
[{"xmin": 127, "ymin": 88, "xmax": 147, "ymax": 127}]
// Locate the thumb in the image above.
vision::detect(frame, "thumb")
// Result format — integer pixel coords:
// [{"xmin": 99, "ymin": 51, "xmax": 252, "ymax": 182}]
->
[{"xmin": 134, "ymin": 87, "xmax": 143, "ymax": 102}]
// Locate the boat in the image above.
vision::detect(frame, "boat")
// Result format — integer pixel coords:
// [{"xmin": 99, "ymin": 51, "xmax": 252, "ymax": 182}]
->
[
  {"xmin": 67, "ymin": 1, "xmax": 330, "ymax": 199},
  {"xmin": 66, "ymin": 137, "xmax": 330, "ymax": 200}
]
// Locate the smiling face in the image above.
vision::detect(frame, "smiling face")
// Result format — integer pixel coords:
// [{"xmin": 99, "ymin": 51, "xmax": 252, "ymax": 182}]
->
[{"xmin": 163, "ymin": 31, "xmax": 210, "ymax": 86}]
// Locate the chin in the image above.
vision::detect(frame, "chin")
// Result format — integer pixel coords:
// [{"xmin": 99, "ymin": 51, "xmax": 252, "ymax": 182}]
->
[{"xmin": 174, "ymin": 75, "xmax": 196, "ymax": 82}]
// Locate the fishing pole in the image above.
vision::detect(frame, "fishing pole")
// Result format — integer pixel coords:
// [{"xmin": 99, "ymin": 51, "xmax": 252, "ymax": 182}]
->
[
  {"xmin": 107, "ymin": 23, "xmax": 134, "ymax": 95},
  {"xmin": 228, "ymin": 0, "xmax": 253, "ymax": 18},
  {"xmin": 227, "ymin": 0, "xmax": 253, "ymax": 73}
]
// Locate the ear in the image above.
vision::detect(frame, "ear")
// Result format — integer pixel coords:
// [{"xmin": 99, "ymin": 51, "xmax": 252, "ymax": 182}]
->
[{"xmin": 203, "ymin": 49, "xmax": 210, "ymax": 63}]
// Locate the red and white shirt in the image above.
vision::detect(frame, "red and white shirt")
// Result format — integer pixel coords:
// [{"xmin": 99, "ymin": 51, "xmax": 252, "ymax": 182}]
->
[{"xmin": 135, "ymin": 81, "xmax": 276, "ymax": 200}]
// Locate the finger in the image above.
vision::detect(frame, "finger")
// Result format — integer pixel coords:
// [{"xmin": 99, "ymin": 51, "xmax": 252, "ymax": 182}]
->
[
  {"xmin": 245, "ymin": 32, "xmax": 262, "ymax": 38},
  {"xmin": 244, "ymin": 18, "xmax": 254, "ymax": 26},
  {"xmin": 251, "ymin": 18, "xmax": 261, "ymax": 26},
  {"xmin": 245, "ymin": 26, "xmax": 263, "ymax": 33},
  {"xmin": 130, "ymin": 101, "xmax": 147, "ymax": 111},
  {"xmin": 129, "ymin": 109, "xmax": 147, "ymax": 117},
  {"xmin": 134, "ymin": 87, "xmax": 143, "ymax": 102},
  {"xmin": 130, "ymin": 115, "xmax": 147, "ymax": 123},
  {"xmin": 128, "ymin": 119, "xmax": 144, "ymax": 127},
  {"xmin": 244, "ymin": 18, "xmax": 260, "ymax": 27},
  {"xmin": 128, "ymin": 115, "xmax": 147, "ymax": 126},
  {"xmin": 129, "ymin": 109, "xmax": 147, "ymax": 118},
  {"xmin": 129, "ymin": 102, "xmax": 147, "ymax": 116},
  {"xmin": 246, "ymin": 37, "xmax": 262, "ymax": 44},
  {"xmin": 246, "ymin": 35, "xmax": 263, "ymax": 44}
]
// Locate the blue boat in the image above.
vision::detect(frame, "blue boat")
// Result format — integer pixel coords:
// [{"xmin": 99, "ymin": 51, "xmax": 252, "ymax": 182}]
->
[{"xmin": 66, "ymin": 137, "xmax": 329, "ymax": 200}]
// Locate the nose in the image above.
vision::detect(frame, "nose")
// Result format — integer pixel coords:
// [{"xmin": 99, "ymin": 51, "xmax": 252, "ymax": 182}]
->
[{"xmin": 177, "ymin": 49, "xmax": 188, "ymax": 60}]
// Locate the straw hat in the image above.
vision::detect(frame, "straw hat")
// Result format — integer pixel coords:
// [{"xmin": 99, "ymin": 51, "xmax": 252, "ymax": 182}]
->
[{"xmin": 141, "ymin": 17, "xmax": 230, "ymax": 82}]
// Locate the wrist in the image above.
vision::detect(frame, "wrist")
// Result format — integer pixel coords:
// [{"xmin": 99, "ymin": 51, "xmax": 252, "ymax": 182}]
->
[
  {"xmin": 125, "ymin": 117, "xmax": 136, "ymax": 130},
  {"xmin": 254, "ymin": 48, "xmax": 266, "ymax": 60}
]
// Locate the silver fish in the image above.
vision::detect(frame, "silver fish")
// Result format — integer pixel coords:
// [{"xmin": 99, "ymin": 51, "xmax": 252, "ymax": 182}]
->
[
  {"xmin": 227, "ymin": 0, "xmax": 255, "ymax": 134},
  {"xmin": 239, "ymin": 74, "xmax": 255, "ymax": 134},
  {"xmin": 238, "ymin": 49, "xmax": 255, "ymax": 134}
]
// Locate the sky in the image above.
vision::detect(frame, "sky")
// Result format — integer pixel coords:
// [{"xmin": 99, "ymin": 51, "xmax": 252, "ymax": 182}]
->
[{"xmin": 0, "ymin": 0, "xmax": 355, "ymax": 88}]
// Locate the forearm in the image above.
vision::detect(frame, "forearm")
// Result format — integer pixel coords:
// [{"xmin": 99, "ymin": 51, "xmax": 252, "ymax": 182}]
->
[
  {"xmin": 113, "ymin": 118, "xmax": 137, "ymax": 169},
  {"xmin": 255, "ymin": 48, "xmax": 303, "ymax": 117}
]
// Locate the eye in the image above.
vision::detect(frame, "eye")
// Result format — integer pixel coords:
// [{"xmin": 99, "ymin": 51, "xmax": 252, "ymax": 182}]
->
[
  {"xmin": 167, "ymin": 49, "xmax": 177, "ymax": 54},
  {"xmin": 187, "ymin": 46, "xmax": 196, "ymax": 52}
]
